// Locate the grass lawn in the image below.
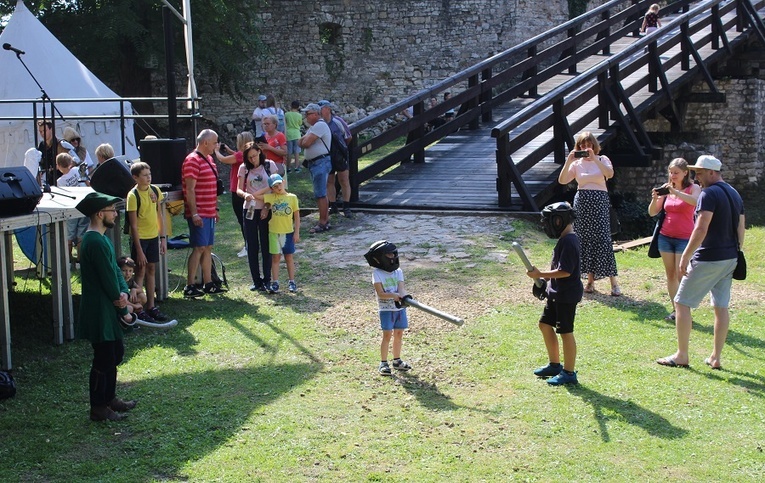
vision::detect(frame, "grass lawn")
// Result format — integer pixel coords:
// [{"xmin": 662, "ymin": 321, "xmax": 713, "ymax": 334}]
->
[{"xmin": 0, "ymin": 184, "xmax": 763, "ymax": 481}]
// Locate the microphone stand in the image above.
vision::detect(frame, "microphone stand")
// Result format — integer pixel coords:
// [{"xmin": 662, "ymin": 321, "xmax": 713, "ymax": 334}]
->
[{"xmin": 7, "ymin": 49, "xmax": 66, "ymax": 186}]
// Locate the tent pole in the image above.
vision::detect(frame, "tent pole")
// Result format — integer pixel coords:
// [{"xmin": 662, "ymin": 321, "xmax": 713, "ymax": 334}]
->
[{"xmin": 163, "ymin": 6, "xmax": 178, "ymax": 139}]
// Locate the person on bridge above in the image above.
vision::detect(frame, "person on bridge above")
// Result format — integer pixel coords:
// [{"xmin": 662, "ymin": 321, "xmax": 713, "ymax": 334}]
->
[
  {"xmin": 647, "ymin": 158, "xmax": 701, "ymax": 321},
  {"xmin": 641, "ymin": 3, "xmax": 662, "ymax": 35},
  {"xmin": 558, "ymin": 131, "xmax": 621, "ymax": 296}
]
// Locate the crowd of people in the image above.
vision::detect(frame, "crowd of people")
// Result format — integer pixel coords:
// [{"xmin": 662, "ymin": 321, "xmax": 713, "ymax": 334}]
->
[{"xmin": 25, "ymin": 103, "xmax": 746, "ymax": 417}]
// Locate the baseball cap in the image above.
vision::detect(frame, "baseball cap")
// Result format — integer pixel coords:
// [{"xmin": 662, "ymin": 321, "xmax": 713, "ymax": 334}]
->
[
  {"xmin": 688, "ymin": 155, "xmax": 722, "ymax": 171},
  {"xmin": 317, "ymin": 100, "xmax": 334, "ymax": 109},
  {"xmin": 268, "ymin": 174, "xmax": 284, "ymax": 187},
  {"xmin": 301, "ymin": 103, "xmax": 321, "ymax": 113},
  {"xmin": 257, "ymin": 95, "xmax": 267, "ymax": 101}
]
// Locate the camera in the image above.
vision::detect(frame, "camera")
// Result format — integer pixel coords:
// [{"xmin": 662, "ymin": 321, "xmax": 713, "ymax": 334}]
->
[
  {"xmin": 654, "ymin": 186, "xmax": 670, "ymax": 196},
  {"xmin": 574, "ymin": 150, "xmax": 589, "ymax": 158}
]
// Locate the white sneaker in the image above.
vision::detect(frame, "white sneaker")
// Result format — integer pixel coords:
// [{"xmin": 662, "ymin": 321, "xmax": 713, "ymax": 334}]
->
[{"xmin": 237, "ymin": 247, "xmax": 248, "ymax": 258}]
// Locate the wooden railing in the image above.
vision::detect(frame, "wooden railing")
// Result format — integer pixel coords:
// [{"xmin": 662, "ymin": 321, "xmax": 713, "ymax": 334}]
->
[
  {"xmin": 346, "ymin": 0, "xmax": 663, "ymax": 201},
  {"xmin": 490, "ymin": 0, "xmax": 765, "ymax": 210}
]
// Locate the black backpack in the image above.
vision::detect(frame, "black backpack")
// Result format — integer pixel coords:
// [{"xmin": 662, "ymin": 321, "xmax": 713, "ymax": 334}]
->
[
  {"xmin": 123, "ymin": 185, "xmax": 161, "ymax": 235},
  {"xmin": 0, "ymin": 371, "xmax": 16, "ymax": 400},
  {"xmin": 320, "ymin": 120, "xmax": 349, "ymax": 171}
]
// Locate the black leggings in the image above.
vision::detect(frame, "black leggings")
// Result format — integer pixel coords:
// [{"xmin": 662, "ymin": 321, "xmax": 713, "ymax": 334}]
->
[
  {"xmin": 231, "ymin": 191, "xmax": 245, "ymax": 241},
  {"xmin": 244, "ymin": 211, "xmax": 271, "ymax": 285}
]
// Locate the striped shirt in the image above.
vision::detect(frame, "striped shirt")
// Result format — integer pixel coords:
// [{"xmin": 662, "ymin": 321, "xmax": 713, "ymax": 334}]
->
[{"xmin": 182, "ymin": 151, "xmax": 218, "ymax": 218}]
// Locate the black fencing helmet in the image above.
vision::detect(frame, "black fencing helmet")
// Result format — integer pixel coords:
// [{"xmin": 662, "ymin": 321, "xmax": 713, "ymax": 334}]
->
[
  {"xmin": 541, "ymin": 202, "xmax": 576, "ymax": 239},
  {"xmin": 364, "ymin": 240, "xmax": 400, "ymax": 272}
]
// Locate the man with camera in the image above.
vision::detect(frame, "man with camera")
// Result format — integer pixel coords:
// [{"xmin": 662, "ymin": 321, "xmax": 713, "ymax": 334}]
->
[{"xmin": 656, "ymin": 155, "xmax": 744, "ymax": 370}]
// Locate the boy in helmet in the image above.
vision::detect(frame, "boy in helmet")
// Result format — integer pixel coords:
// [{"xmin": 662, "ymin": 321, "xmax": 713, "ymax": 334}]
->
[
  {"xmin": 364, "ymin": 240, "xmax": 412, "ymax": 376},
  {"xmin": 526, "ymin": 202, "xmax": 583, "ymax": 385}
]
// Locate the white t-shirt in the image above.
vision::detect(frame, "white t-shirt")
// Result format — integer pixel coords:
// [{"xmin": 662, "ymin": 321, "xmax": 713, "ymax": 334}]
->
[
  {"xmin": 372, "ymin": 268, "xmax": 404, "ymax": 312},
  {"xmin": 303, "ymin": 121, "xmax": 331, "ymax": 160},
  {"xmin": 57, "ymin": 169, "xmax": 80, "ymax": 188}
]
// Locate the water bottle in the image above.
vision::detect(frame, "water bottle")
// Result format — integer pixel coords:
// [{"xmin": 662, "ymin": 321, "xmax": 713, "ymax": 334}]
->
[{"xmin": 245, "ymin": 201, "xmax": 256, "ymax": 220}]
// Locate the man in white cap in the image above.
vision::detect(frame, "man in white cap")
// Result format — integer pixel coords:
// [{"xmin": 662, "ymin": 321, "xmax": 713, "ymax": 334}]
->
[
  {"xmin": 251, "ymin": 95, "xmax": 268, "ymax": 137},
  {"xmin": 657, "ymin": 155, "xmax": 744, "ymax": 370}
]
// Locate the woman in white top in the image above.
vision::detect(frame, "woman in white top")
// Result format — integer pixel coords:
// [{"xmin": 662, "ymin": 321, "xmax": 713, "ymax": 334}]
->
[
  {"xmin": 236, "ymin": 142, "xmax": 278, "ymax": 292},
  {"xmin": 558, "ymin": 131, "xmax": 621, "ymax": 296}
]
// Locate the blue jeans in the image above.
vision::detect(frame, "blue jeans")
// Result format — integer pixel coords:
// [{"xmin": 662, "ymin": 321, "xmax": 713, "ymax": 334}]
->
[{"xmin": 308, "ymin": 155, "xmax": 331, "ymax": 198}]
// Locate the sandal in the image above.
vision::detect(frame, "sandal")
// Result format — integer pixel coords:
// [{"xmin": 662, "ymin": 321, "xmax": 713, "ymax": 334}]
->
[
  {"xmin": 610, "ymin": 286, "xmax": 622, "ymax": 297},
  {"xmin": 309, "ymin": 223, "xmax": 331, "ymax": 234},
  {"xmin": 584, "ymin": 282, "xmax": 594, "ymax": 293}
]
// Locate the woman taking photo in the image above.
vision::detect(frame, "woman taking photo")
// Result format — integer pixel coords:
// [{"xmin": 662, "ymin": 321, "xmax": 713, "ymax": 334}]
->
[
  {"xmin": 648, "ymin": 158, "xmax": 701, "ymax": 320},
  {"xmin": 236, "ymin": 142, "xmax": 278, "ymax": 292},
  {"xmin": 558, "ymin": 132, "xmax": 621, "ymax": 295},
  {"xmin": 216, "ymin": 131, "xmax": 254, "ymax": 258}
]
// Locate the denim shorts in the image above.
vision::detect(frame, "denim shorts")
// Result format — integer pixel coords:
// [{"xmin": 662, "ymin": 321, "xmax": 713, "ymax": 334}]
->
[
  {"xmin": 658, "ymin": 234, "xmax": 689, "ymax": 254},
  {"xmin": 308, "ymin": 155, "xmax": 331, "ymax": 198},
  {"xmin": 287, "ymin": 139, "xmax": 301, "ymax": 156},
  {"xmin": 675, "ymin": 258, "xmax": 737, "ymax": 309},
  {"xmin": 380, "ymin": 309, "xmax": 409, "ymax": 331},
  {"xmin": 187, "ymin": 217, "xmax": 216, "ymax": 247},
  {"xmin": 67, "ymin": 216, "xmax": 89, "ymax": 243}
]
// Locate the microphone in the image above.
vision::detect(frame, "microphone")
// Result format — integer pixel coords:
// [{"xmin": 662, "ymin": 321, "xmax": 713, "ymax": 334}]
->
[{"xmin": 2, "ymin": 43, "xmax": 25, "ymax": 55}]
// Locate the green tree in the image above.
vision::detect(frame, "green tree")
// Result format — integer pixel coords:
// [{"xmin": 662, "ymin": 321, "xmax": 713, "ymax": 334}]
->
[{"xmin": 0, "ymin": 1, "xmax": 261, "ymax": 100}]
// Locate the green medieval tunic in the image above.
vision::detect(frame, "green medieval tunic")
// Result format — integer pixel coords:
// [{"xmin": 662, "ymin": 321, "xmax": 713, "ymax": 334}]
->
[{"xmin": 76, "ymin": 230, "xmax": 129, "ymax": 344}]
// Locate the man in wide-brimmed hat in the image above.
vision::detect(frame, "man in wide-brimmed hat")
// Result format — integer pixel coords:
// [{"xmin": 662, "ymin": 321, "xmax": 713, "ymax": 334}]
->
[{"xmin": 75, "ymin": 191, "xmax": 138, "ymax": 421}]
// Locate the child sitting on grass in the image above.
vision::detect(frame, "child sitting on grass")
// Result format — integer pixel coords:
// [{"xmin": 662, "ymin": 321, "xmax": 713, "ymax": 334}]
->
[{"xmin": 117, "ymin": 257, "xmax": 145, "ymax": 318}]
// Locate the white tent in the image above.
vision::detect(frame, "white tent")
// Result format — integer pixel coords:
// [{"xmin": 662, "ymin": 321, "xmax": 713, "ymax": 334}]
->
[{"xmin": 0, "ymin": 0, "xmax": 139, "ymax": 169}]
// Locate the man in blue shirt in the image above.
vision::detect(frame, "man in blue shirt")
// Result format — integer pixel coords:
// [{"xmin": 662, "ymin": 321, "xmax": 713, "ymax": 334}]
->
[{"xmin": 657, "ymin": 155, "xmax": 744, "ymax": 370}]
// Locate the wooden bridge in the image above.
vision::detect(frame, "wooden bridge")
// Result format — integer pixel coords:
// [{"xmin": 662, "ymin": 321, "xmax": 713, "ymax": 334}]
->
[{"xmin": 345, "ymin": 0, "xmax": 765, "ymax": 211}]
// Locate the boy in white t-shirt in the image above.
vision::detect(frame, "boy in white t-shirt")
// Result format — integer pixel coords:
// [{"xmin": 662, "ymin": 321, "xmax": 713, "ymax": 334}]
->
[
  {"xmin": 364, "ymin": 240, "xmax": 413, "ymax": 376},
  {"xmin": 56, "ymin": 153, "xmax": 88, "ymax": 264}
]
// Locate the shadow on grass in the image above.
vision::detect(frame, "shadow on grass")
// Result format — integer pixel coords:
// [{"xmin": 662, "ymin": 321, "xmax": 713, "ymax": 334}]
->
[
  {"xmin": 695, "ymin": 366, "xmax": 765, "ymax": 398},
  {"xmin": 396, "ymin": 373, "xmax": 492, "ymax": 414},
  {"xmin": 565, "ymin": 384, "xmax": 688, "ymax": 442}
]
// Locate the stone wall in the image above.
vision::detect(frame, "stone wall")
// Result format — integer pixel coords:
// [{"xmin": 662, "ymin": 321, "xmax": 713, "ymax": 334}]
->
[
  {"xmin": 616, "ymin": 78, "xmax": 765, "ymax": 199},
  {"xmin": 191, "ymin": 0, "xmax": 574, "ymax": 126}
]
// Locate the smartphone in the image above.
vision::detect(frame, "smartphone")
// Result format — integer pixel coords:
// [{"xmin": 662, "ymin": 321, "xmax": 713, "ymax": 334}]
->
[
  {"xmin": 574, "ymin": 150, "xmax": 589, "ymax": 158},
  {"xmin": 654, "ymin": 186, "xmax": 670, "ymax": 196}
]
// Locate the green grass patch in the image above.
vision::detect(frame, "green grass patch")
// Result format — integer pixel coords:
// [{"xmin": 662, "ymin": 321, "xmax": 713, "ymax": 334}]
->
[{"xmin": 1, "ymin": 191, "xmax": 764, "ymax": 481}]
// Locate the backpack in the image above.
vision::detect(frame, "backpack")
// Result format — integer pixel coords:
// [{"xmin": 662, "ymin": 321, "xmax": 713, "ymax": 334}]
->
[
  {"xmin": 319, "ymin": 120, "xmax": 349, "ymax": 172},
  {"xmin": 0, "ymin": 371, "xmax": 16, "ymax": 400},
  {"xmin": 123, "ymin": 185, "xmax": 160, "ymax": 235}
]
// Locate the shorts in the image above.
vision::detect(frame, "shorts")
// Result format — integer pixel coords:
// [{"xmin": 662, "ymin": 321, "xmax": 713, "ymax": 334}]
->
[
  {"xmin": 658, "ymin": 234, "xmax": 689, "ymax": 254},
  {"xmin": 380, "ymin": 309, "xmax": 408, "ymax": 331},
  {"xmin": 331, "ymin": 156, "xmax": 349, "ymax": 173},
  {"xmin": 187, "ymin": 217, "xmax": 216, "ymax": 247},
  {"xmin": 539, "ymin": 300, "xmax": 578, "ymax": 334},
  {"xmin": 675, "ymin": 258, "xmax": 737, "ymax": 309},
  {"xmin": 131, "ymin": 236, "xmax": 160, "ymax": 264},
  {"xmin": 269, "ymin": 232, "xmax": 295, "ymax": 255},
  {"xmin": 308, "ymin": 155, "xmax": 332, "ymax": 198},
  {"xmin": 287, "ymin": 139, "xmax": 301, "ymax": 156},
  {"xmin": 67, "ymin": 216, "xmax": 89, "ymax": 244}
]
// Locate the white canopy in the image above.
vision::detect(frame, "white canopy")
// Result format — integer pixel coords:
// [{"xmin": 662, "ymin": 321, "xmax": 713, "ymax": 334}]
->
[{"xmin": 0, "ymin": 0, "xmax": 139, "ymax": 169}]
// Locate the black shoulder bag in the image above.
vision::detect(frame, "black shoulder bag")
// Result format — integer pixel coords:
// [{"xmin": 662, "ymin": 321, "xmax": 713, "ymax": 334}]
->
[
  {"xmin": 718, "ymin": 184, "xmax": 746, "ymax": 280},
  {"xmin": 647, "ymin": 199, "xmax": 665, "ymax": 259},
  {"xmin": 199, "ymin": 151, "xmax": 224, "ymax": 196}
]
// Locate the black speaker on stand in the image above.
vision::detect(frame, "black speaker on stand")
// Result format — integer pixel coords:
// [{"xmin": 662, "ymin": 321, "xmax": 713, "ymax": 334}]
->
[
  {"xmin": 139, "ymin": 138, "xmax": 187, "ymax": 189},
  {"xmin": 0, "ymin": 167, "xmax": 43, "ymax": 218}
]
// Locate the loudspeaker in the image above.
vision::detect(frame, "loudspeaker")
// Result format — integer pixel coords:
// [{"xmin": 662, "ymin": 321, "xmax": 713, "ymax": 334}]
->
[
  {"xmin": 139, "ymin": 138, "xmax": 187, "ymax": 189},
  {"xmin": 90, "ymin": 156, "xmax": 135, "ymax": 198},
  {"xmin": 0, "ymin": 167, "xmax": 43, "ymax": 218}
]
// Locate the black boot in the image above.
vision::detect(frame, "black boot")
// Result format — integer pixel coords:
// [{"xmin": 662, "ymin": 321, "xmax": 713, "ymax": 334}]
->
[{"xmin": 90, "ymin": 405, "xmax": 127, "ymax": 421}]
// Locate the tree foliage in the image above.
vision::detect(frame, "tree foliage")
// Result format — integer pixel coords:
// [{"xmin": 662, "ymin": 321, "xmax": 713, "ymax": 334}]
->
[{"xmin": 0, "ymin": 0, "xmax": 262, "ymax": 99}]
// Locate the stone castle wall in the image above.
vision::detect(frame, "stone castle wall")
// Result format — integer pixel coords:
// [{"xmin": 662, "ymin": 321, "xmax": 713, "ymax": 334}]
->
[
  {"xmin": 616, "ymin": 78, "xmax": 765, "ymax": 198},
  {"xmin": 191, "ymin": 0, "xmax": 576, "ymax": 127}
]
